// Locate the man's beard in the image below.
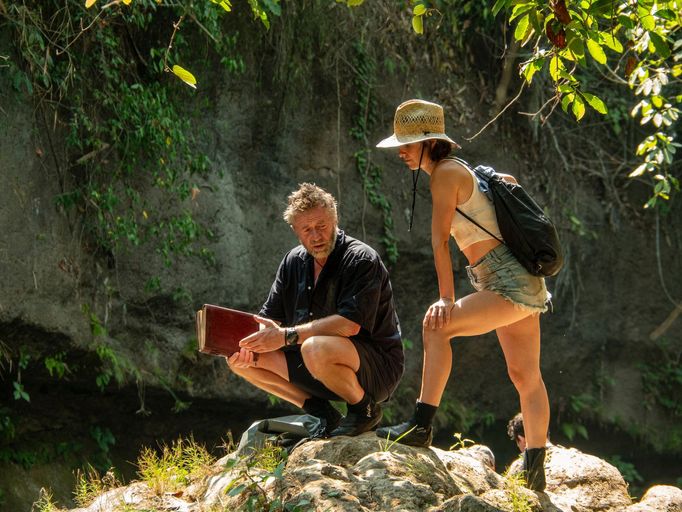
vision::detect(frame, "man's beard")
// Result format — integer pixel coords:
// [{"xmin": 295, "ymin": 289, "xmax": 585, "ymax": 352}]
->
[{"xmin": 307, "ymin": 228, "xmax": 337, "ymax": 259}]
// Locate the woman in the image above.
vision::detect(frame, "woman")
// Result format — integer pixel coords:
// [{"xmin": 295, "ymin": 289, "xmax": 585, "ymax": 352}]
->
[{"xmin": 375, "ymin": 99, "xmax": 551, "ymax": 491}]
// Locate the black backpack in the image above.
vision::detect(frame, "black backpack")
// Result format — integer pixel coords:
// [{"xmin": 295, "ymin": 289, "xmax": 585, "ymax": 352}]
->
[{"xmin": 453, "ymin": 160, "xmax": 564, "ymax": 277}]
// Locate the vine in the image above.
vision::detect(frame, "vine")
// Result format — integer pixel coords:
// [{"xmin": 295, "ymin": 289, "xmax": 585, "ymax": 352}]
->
[{"xmin": 350, "ymin": 42, "xmax": 399, "ymax": 264}]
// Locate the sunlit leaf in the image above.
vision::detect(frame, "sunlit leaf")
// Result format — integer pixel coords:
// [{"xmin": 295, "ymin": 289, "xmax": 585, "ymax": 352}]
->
[
  {"xmin": 172, "ymin": 65, "xmax": 197, "ymax": 89},
  {"xmin": 492, "ymin": 0, "xmax": 509, "ymax": 17},
  {"xmin": 572, "ymin": 94, "xmax": 586, "ymax": 120},
  {"xmin": 582, "ymin": 92, "xmax": 608, "ymax": 114},
  {"xmin": 599, "ymin": 32, "xmax": 623, "ymax": 53},
  {"xmin": 586, "ymin": 39, "xmax": 607, "ymax": 64},
  {"xmin": 514, "ymin": 14, "xmax": 531, "ymax": 41},
  {"xmin": 85, "ymin": 0, "xmax": 97, "ymax": 8},
  {"xmin": 121, "ymin": 0, "xmax": 131, "ymax": 4},
  {"xmin": 413, "ymin": 4, "xmax": 426, "ymax": 16},
  {"xmin": 412, "ymin": 15, "xmax": 423, "ymax": 34},
  {"xmin": 549, "ymin": 55, "xmax": 565, "ymax": 82}
]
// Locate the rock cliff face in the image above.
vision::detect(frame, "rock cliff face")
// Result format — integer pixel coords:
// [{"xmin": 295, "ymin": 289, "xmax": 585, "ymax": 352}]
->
[{"xmin": 68, "ymin": 436, "xmax": 682, "ymax": 512}]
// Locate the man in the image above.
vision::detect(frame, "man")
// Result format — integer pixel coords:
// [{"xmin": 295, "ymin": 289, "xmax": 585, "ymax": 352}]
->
[
  {"xmin": 507, "ymin": 412, "xmax": 527, "ymax": 452},
  {"xmin": 227, "ymin": 183, "xmax": 404, "ymax": 437}
]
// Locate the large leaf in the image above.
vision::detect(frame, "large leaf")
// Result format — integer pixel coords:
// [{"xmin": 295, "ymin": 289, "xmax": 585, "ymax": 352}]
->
[
  {"xmin": 85, "ymin": 0, "xmax": 97, "ymax": 7},
  {"xmin": 582, "ymin": 92, "xmax": 608, "ymax": 114},
  {"xmin": 492, "ymin": 0, "xmax": 510, "ymax": 17},
  {"xmin": 599, "ymin": 32, "xmax": 623, "ymax": 53},
  {"xmin": 549, "ymin": 55, "xmax": 565, "ymax": 82},
  {"xmin": 413, "ymin": 3, "xmax": 426, "ymax": 16},
  {"xmin": 586, "ymin": 39, "xmax": 607, "ymax": 64},
  {"xmin": 412, "ymin": 15, "xmax": 424, "ymax": 34},
  {"xmin": 172, "ymin": 65, "xmax": 197, "ymax": 89},
  {"xmin": 649, "ymin": 31, "xmax": 671, "ymax": 58},
  {"xmin": 572, "ymin": 94, "xmax": 586, "ymax": 120},
  {"xmin": 514, "ymin": 14, "xmax": 531, "ymax": 41}
]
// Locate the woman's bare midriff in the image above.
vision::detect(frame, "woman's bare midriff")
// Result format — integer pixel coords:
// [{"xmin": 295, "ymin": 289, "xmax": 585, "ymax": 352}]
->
[{"xmin": 462, "ymin": 238, "xmax": 502, "ymax": 266}]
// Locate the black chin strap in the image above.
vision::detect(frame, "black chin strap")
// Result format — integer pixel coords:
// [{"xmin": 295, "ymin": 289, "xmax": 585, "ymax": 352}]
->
[{"xmin": 408, "ymin": 143, "xmax": 426, "ymax": 232}]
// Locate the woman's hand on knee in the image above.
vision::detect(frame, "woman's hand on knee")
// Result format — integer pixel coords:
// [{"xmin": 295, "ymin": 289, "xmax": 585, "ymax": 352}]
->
[{"xmin": 424, "ymin": 297, "xmax": 455, "ymax": 330}]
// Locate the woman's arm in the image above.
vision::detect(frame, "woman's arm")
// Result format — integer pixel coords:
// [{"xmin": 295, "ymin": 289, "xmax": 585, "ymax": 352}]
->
[
  {"xmin": 425, "ymin": 161, "xmax": 466, "ymax": 329},
  {"xmin": 430, "ymin": 162, "xmax": 463, "ymax": 301}
]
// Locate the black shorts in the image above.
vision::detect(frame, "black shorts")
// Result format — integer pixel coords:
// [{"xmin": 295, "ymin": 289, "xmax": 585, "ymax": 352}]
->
[{"xmin": 283, "ymin": 339, "xmax": 403, "ymax": 403}]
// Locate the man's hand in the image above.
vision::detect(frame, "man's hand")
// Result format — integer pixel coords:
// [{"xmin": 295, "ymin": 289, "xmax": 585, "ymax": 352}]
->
[
  {"xmin": 239, "ymin": 315, "xmax": 285, "ymax": 353},
  {"xmin": 226, "ymin": 347, "xmax": 258, "ymax": 368},
  {"xmin": 423, "ymin": 297, "xmax": 455, "ymax": 330}
]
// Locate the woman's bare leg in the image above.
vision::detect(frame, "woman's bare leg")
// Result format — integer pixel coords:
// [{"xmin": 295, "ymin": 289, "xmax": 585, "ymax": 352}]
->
[
  {"xmin": 496, "ymin": 314, "xmax": 549, "ymax": 448},
  {"xmin": 419, "ymin": 290, "xmax": 533, "ymax": 405}
]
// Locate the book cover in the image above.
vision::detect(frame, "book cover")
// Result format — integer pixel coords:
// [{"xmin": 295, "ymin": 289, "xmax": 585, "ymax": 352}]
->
[{"xmin": 196, "ymin": 304, "xmax": 259, "ymax": 357}]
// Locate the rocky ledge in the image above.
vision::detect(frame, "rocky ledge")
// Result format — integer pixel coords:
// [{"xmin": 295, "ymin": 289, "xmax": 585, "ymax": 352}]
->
[{"xmin": 69, "ymin": 433, "xmax": 681, "ymax": 512}]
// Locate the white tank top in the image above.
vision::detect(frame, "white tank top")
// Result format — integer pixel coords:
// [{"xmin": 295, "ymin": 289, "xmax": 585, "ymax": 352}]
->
[{"xmin": 450, "ymin": 163, "xmax": 502, "ymax": 251}]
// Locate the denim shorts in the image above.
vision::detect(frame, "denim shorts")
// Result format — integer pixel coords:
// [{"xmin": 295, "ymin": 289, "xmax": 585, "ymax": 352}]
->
[{"xmin": 466, "ymin": 245, "xmax": 551, "ymax": 313}]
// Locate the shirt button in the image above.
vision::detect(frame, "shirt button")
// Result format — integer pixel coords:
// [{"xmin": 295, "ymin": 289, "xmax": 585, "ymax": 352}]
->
[
  {"xmin": 309, "ymin": 312, "xmax": 313, "ymax": 317},
  {"xmin": 307, "ymin": 286, "xmax": 311, "ymax": 290}
]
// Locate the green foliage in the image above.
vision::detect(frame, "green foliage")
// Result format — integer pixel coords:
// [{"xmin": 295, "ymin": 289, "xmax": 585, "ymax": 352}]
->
[
  {"xmin": 351, "ymin": 42, "xmax": 399, "ymax": 264},
  {"xmin": 73, "ymin": 466, "xmax": 122, "ymax": 508},
  {"xmin": 608, "ymin": 454, "xmax": 644, "ymax": 487},
  {"xmin": 90, "ymin": 426, "xmax": 116, "ymax": 471},
  {"xmin": 640, "ymin": 338, "xmax": 682, "ymax": 417},
  {"xmin": 560, "ymin": 392, "xmax": 598, "ymax": 441},
  {"xmin": 137, "ymin": 436, "xmax": 215, "ymax": 495},
  {"xmin": 449, "ymin": 432, "xmax": 475, "ymax": 450},
  {"xmin": 503, "ymin": 469, "xmax": 534, "ymax": 512},
  {"xmin": 31, "ymin": 488, "xmax": 62, "ymax": 512},
  {"xmin": 224, "ymin": 444, "xmax": 312, "ymax": 511},
  {"xmin": 4, "ymin": 1, "xmax": 221, "ymax": 287},
  {"xmin": 492, "ymin": 0, "xmax": 681, "ymax": 207}
]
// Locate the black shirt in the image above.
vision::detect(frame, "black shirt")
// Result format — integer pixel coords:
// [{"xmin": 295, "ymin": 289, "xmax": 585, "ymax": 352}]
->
[{"xmin": 259, "ymin": 230, "xmax": 403, "ymax": 368}]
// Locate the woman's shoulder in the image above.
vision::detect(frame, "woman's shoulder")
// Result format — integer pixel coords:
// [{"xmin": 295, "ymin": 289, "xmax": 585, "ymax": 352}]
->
[{"xmin": 432, "ymin": 157, "xmax": 472, "ymax": 184}]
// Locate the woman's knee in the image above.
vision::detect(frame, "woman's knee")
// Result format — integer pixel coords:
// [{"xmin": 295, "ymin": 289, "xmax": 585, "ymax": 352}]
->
[{"xmin": 507, "ymin": 365, "xmax": 543, "ymax": 393}]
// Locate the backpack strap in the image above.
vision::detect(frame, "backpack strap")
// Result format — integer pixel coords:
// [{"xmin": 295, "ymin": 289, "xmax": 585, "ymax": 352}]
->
[{"xmin": 447, "ymin": 157, "xmax": 505, "ymax": 246}]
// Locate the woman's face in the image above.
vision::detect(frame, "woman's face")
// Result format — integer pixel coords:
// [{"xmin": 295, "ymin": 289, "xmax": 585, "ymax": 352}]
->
[{"xmin": 398, "ymin": 142, "xmax": 427, "ymax": 171}]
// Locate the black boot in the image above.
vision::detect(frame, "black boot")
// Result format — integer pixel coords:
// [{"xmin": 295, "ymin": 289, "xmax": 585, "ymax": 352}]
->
[
  {"xmin": 376, "ymin": 418, "xmax": 433, "ymax": 447},
  {"xmin": 523, "ymin": 447, "xmax": 547, "ymax": 491},
  {"xmin": 302, "ymin": 397, "xmax": 343, "ymax": 437},
  {"xmin": 330, "ymin": 395, "xmax": 382, "ymax": 437}
]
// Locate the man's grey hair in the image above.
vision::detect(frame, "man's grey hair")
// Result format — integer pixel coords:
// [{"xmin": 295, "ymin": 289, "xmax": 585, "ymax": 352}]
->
[{"xmin": 283, "ymin": 183, "xmax": 338, "ymax": 225}]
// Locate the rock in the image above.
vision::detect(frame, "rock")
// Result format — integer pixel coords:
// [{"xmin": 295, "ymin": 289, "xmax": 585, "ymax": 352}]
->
[
  {"xmin": 66, "ymin": 436, "xmax": 681, "ymax": 512},
  {"xmin": 625, "ymin": 485, "xmax": 682, "ymax": 511}
]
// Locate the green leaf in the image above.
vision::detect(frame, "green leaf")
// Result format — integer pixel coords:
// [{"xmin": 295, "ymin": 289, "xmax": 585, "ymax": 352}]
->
[
  {"xmin": 413, "ymin": 3, "xmax": 426, "ymax": 16},
  {"xmin": 514, "ymin": 14, "xmax": 531, "ymax": 41},
  {"xmin": 549, "ymin": 55, "xmax": 565, "ymax": 82},
  {"xmin": 582, "ymin": 92, "xmax": 608, "ymax": 114},
  {"xmin": 572, "ymin": 94, "xmax": 586, "ymax": 120},
  {"xmin": 411, "ymin": 15, "xmax": 424, "ymax": 34},
  {"xmin": 262, "ymin": 0, "xmax": 281, "ymax": 16},
  {"xmin": 492, "ymin": 0, "xmax": 509, "ymax": 17},
  {"xmin": 568, "ymin": 36, "xmax": 585, "ymax": 60},
  {"xmin": 510, "ymin": 3, "xmax": 534, "ymax": 22},
  {"xmin": 561, "ymin": 93, "xmax": 574, "ymax": 112},
  {"xmin": 586, "ymin": 39, "xmax": 607, "ymax": 64},
  {"xmin": 618, "ymin": 15, "xmax": 635, "ymax": 29},
  {"xmin": 648, "ymin": 32, "xmax": 671, "ymax": 58},
  {"xmin": 171, "ymin": 65, "xmax": 197, "ymax": 89},
  {"xmin": 654, "ymin": 9, "xmax": 677, "ymax": 21},
  {"xmin": 638, "ymin": 10, "xmax": 656, "ymax": 31},
  {"xmin": 599, "ymin": 32, "xmax": 623, "ymax": 53}
]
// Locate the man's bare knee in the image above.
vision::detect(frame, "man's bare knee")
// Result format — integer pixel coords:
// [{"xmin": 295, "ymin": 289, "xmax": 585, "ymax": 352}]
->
[{"xmin": 301, "ymin": 337, "xmax": 335, "ymax": 377}]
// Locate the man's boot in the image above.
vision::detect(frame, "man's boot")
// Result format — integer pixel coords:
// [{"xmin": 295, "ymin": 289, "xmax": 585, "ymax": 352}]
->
[
  {"xmin": 376, "ymin": 418, "xmax": 433, "ymax": 447},
  {"xmin": 330, "ymin": 395, "xmax": 382, "ymax": 437},
  {"xmin": 523, "ymin": 446, "xmax": 547, "ymax": 491},
  {"xmin": 302, "ymin": 397, "xmax": 343, "ymax": 437}
]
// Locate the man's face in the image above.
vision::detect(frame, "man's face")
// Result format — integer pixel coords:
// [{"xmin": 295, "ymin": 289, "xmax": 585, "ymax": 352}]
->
[{"xmin": 291, "ymin": 206, "xmax": 337, "ymax": 259}]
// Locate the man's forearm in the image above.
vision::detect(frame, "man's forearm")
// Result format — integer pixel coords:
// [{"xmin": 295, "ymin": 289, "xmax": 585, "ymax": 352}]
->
[{"xmin": 293, "ymin": 314, "xmax": 360, "ymax": 343}]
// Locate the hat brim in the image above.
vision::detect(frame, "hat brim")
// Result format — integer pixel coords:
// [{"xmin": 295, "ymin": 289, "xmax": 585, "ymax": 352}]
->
[{"xmin": 376, "ymin": 132, "xmax": 461, "ymax": 149}]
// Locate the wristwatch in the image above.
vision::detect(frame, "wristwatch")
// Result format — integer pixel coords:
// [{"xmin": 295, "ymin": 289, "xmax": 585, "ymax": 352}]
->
[{"xmin": 284, "ymin": 327, "xmax": 299, "ymax": 346}]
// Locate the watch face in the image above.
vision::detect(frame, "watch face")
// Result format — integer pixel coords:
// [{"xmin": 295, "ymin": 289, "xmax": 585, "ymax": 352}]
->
[{"xmin": 286, "ymin": 328, "xmax": 298, "ymax": 346}]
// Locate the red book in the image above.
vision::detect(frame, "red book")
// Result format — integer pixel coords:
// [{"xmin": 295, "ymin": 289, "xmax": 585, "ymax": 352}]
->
[{"xmin": 196, "ymin": 304, "xmax": 259, "ymax": 357}]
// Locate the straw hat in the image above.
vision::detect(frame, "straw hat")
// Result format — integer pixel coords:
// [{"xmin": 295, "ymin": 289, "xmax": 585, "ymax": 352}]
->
[{"xmin": 376, "ymin": 99, "xmax": 461, "ymax": 149}]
